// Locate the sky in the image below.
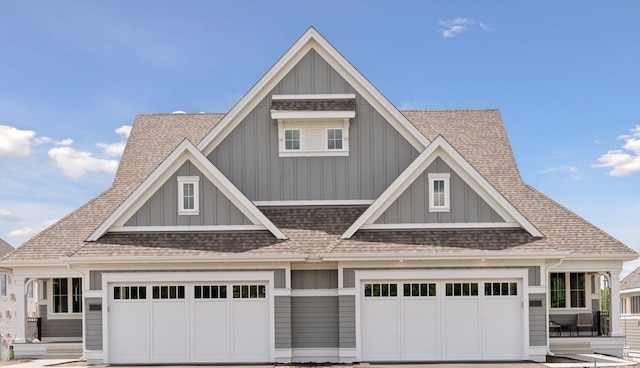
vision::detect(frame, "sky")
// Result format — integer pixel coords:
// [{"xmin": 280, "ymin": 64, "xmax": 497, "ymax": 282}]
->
[{"xmin": 1, "ymin": 1, "xmax": 639, "ymax": 275}]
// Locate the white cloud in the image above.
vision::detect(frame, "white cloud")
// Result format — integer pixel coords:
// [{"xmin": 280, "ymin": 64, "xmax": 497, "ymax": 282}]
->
[
  {"xmin": 97, "ymin": 142, "xmax": 126, "ymax": 157},
  {"xmin": 0, "ymin": 125, "xmax": 36, "ymax": 158},
  {"xmin": 0, "ymin": 209, "xmax": 20, "ymax": 222},
  {"xmin": 48, "ymin": 146, "xmax": 119, "ymax": 178},
  {"xmin": 115, "ymin": 125, "xmax": 132, "ymax": 138},
  {"xmin": 539, "ymin": 166, "xmax": 583, "ymax": 180},
  {"xmin": 438, "ymin": 18, "xmax": 490, "ymax": 38},
  {"xmin": 593, "ymin": 125, "xmax": 640, "ymax": 176},
  {"xmin": 32, "ymin": 136, "xmax": 73, "ymax": 146},
  {"xmin": 8, "ymin": 226, "xmax": 39, "ymax": 238}
]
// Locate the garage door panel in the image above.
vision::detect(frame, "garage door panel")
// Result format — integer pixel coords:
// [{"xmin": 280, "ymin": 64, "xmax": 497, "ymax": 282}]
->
[
  {"xmin": 362, "ymin": 298, "xmax": 400, "ymax": 360},
  {"xmin": 403, "ymin": 299, "xmax": 439, "ymax": 359},
  {"xmin": 483, "ymin": 296, "xmax": 522, "ymax": 359},
  {"xmin": 232, "ymin": 299, "xmax": 269, "ymax": 361},
  {"xmin": 151, "ymin": 299, "xmax": 189, "ymax": 362},
  {"xmin": 110, "ymin": 301, "xmax": 150, "ymax": 363},
  {"xmin": 443, "ymin": 298, "xmax": 481, "ymax": 359},
  {"xmin": 192, "ymin": 300, "xmax": 230, "ymax": 361}
]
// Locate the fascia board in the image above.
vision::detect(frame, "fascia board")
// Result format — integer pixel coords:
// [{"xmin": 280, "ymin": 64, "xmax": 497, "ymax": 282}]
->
[
  {"xmin": 272, "ymin": 93, "xmax": 355, "ymax": 100},
  {"xmin": 321, "ymin": 251, "xmax": 568, "ymax": 262},
  {"xmin": 341, "ymin": 136, "xmax": 544, "ymax": 239},
  {"xmin": 197, "ymin": 27, "xmax": 429, "ymax": 157},
  {"xmin": 270, "ymin": 111, "xmax": 355, "ymax": 119},
  {"xmin": 62, "ymin": 254, "xmax": 306, "ymax": 264},
  {"xmin": 88, "ymin": 140, "xmax": 287, "ymax": 241}
]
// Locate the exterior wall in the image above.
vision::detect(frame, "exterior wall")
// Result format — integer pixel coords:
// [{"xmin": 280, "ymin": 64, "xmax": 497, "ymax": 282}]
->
[
  {"xmin": 0, "ymin": 272, "xmax": 15, "ymax": 360},
  {"xmin": 291, "ymin": 270, "xmax": 337, "ymax": 289},
  {"xmin": 39, "ymin": 305, "xmax": 82, "ymax": 339},
  {"xmin": 124, "ymin": 160, "xmax": 250, "ymax": 226},
  {"xmin": 275, "ymin": 296, "xmax": 292, "ymax": 349},
  {"xmin": 85, "ymin": 298, "xmax": 102, "ymax": 350},
  {"xmin": 622, "ymin": 316, "xmax": 640, "ymax": 353},
  {"xmin": 291, "ymin": 296, "xmax": 339, "ymax": 348},
  {"xmin": 338, "ymin": 295, "xmax": 356, "ymax": 349},
  {"xmin": 376, "ymin": 157, "xmax": 504, "ymax": 224},
  {"xmin": 209, "ymin": 49, "xmax": 419, "ymax": 201},
  {"xmin": 529, "ymin": 293, "xmax": 547, "ymax": 346}
]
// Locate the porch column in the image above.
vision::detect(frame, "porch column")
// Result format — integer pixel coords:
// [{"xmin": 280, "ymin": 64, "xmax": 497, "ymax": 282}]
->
[
  {"xmin": 610, "ymin": 271, "xmax": 622, "ymax": 337},
  {"xmin": 14, "ymin": 276, "xmax": 27, "ymax": 343}
]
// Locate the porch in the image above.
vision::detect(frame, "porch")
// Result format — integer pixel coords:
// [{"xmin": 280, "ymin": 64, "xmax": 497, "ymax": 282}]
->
[{"xmin": 11, "ymin": 341, "xmax": 83, "ymax": 360}]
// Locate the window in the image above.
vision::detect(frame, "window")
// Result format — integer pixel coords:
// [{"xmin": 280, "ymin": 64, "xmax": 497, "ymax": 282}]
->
[
  {"xmin": 0, "ymin": 273, "xmax": 6, "ymax": 297},
  {"xmin": 327, "ymin": 129, "xmax": 343, "ymax": 150},
  {"xmin": 114, "ymin": 286, "xmax": 147, "ymax": 300},
  {"xmin": 428, "ymin": 173, "xmax": 450, "ymax": 212},
  {"xmin": 445, "ymin": 282, "xmax": 478, "ymax": 296},
  {"xmin": 550, "ymin": 272, "xmax": 586, "ymax": 308},
  {"xmin": 53, "ymin": 277, "xmax": 82, "ymax": 314},
  {"xmin": 484, "ymin": 282, "xmax": 518, "ymax": 296},
  {"xmin": 152, "ymin": 285, "xmax": 185, "ymax": 299},
  {"xmin": 284, "ymin": 129, "xmax": 301, "ymax": 150},
  {"xmin": 177, "ymin": 176, "xmax": 200, "ymax": 215},
  {"xmin": 232, "ymin": 284, "xmax": 266, "ymax": 299},
  {"xmin": 404, "ymin": 283, "xmax": 436, "ymax": 297},
  {"xmin": 194, "ymin": 285, "xmax": 227, "ymax": 299},
  {"xmin": 364, "ymin": 283, "xmax": 398, "ymax": 297},
  {"xmin": 624, "ymin": 296, "xmax": 640, "ymax": 315}
]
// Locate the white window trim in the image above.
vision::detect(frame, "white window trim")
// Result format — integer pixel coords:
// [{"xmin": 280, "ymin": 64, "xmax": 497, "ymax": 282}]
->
[
  {"xmin": 49, "ymin": 277, "xmax": 83, "ymax": 317},
  {"xmin": 177, "ymin": 176, "xmax": 200, "ymax": 215},
  {"xmin": 428, "ymin": 173, "xmax": 451, "ymax": 212},
  {"xmin": 277, "ymin": 119, "xmax": 350, "ymax": 157},
  {"xmin": 549, "ymin": 272, "xmax": 588, "ymax": 310}
]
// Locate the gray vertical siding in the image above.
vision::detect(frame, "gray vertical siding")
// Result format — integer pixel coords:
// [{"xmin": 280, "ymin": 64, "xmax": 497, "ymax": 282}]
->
[
  {"xmin": 275, "ymin": 296, "xmax": 292, "ymax": 349},
  {"xmin": 528, "ymin": 266, "xmax": 541, "ymax": 286},
  {"xmin": 529, "ymin": 293, "xmax": 547, "ymax": 346},
  {"xmin": 377, "ymin": 157, "xmax": 505, "ymax": 224},
  {"xmin": 338, "ymin": 295, "xmax": 356, "ymax": 349},
  {"xmin": 291, "ymin": 270, "xmax": 338, "ymax": 289},
  {"xmin": 343, "ymin": 269, "xmax": 356, "ymax": 288},
  {"xmin": 291, "ymin": 296, "xmax": 339, "ymax": 348},
  {"xmin": 90, "ymin": 271, "xmax": 102, "ymax": 291},
  {"xmin": 85, "ymin": 297, "xmax": 103, "ymax": 350},
  {"xmin": 40, "ymin": 303, "xmax": 82, "ymax": 339},
  {"xmin": 124, "ymin": 161, "xmax": 250, "ymax": 226},
  {"xmin": 209, "ymin": 49, "xmax": 419, "ymax": 202}
]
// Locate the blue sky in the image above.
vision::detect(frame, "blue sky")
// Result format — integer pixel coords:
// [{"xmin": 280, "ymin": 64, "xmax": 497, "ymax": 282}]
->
[{"xmin": 1, "ymin": 1, "xmax": 639, "ymax": 275}]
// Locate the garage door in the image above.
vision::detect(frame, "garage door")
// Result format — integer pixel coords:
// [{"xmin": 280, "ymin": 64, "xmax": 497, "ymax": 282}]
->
[
  {"xmin": 361, "ymin": 280, "xmax": 522, "ymax": 361},
  {"xmin": 109, "ymin": 282, "xmax": 269, "ymax": 364}
]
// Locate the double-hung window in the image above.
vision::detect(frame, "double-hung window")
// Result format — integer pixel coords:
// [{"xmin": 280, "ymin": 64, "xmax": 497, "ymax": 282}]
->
[
  {"xmin": 52, "ymin": 277, "xmax": 82, "ymax": 314},
  {"xmin": 428, "ymin": 173, "xmax": 451, "ymax": 212},
  {"xmin": 177, "ymin": 176, "xmax": 200, "ymax": 215},
  {"xmin": 550, "ymin": 272, "xmax": 586, "ymax": 308}
]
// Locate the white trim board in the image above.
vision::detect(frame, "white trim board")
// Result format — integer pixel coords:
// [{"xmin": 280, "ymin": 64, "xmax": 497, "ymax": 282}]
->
[
  {"xmin": 88, "ymin": 139, "xmax": 287, "ymax": 241},
  {"xmin": 341, "ymin": 135, "xmax": 543, "ymax": 239}
]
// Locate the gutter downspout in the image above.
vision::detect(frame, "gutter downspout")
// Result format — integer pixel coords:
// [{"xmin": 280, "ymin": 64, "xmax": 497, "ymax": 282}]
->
[{"xmin": 545, "ymin": 257, "xmax": 565, "ymax": 357}]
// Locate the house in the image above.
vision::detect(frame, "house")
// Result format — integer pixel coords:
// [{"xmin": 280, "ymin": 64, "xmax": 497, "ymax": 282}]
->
[
  {"xmin": 0, "ymin": 237, "xmax": 15, "ymax": 360},
  {"xmin": 0, "ymin": 28, "xmax": 636, "ymax": 364},
  {"xmin": 621, "ymin": 266, "xmax": 640, "ymax": 357}
]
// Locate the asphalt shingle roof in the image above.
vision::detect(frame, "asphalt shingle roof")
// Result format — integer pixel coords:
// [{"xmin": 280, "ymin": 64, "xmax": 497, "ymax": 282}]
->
[
  {"xmin": 2, "ymin": 110, "xmax": 635, "ymax": 262},
  {"xmin": 0, "ymin": 238, "xmax": 14, "ymax": 258}
]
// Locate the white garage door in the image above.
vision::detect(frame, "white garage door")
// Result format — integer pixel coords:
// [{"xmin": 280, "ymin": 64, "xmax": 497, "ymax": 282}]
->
[
  {"xmin": 109, "ymin": 283, "xmax": 269, "ymax": 364},
  {"xmin": 361, "ymin": 280, "xmax": 522, "ymax": 361}
]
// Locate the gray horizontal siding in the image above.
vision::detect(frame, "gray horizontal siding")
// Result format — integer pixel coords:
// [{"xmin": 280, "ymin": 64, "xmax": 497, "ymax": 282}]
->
[
  {"xmin": 275, "ymin": 296, "xmax": 292, "ymax": 349},
  {"xmin": 529, "ymin": 293, "xmax": 546, "ymax": 346},
  {"xmin": 377, "ymin": 157, "xmax": 504, "ymax": 224},
  {"xmin": 292, "ymin": 270, "xmax": 338, "ymax": 289},
  {"xmin": 124, "ymin": 160, "xmax": 250, "ymax": 227},
  {"xmin": 85, "ymin": 298, "xmax": 103, "ymax": 350},
  {"xmin": 209, "ymin": 49, "xmax": 418, "ymax": 202},
  {"xmin": 40, "ymin": 302, "xmax": 82, "ymax": 339},
  {"xmin": 292, "ymin": 296, "xmax": 338, "ymax": 348},
  {"xmin": 339, "ymin": 295, "xmax": 356, "ymax": 348}
]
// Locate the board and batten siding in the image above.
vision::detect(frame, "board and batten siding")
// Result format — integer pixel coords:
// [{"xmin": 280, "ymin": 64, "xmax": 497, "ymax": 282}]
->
[
  {"xmin": 39, "ymin": 305, "xmax": 82, "ymax": 339},
  {"xmin": 376, "ymin": 157, "xmax": 505, "ymax": 224},
  {"xmin": 209, "ymin": 49, "xmax": 419, "ymax": 202},
  {"xmin": 85, "ymin": 298, "xmax": 103, "ymax": 350},
  {"xmin": 529, "ymin": 293, "xmax": 547, "ymax": 346},
  {"xmin": 291, "ymin": 270, "xmax": 338, "ymax": 289},
  {"xmin": 124, "ymin": 160, "xmax": 250, "ymax": 227}
]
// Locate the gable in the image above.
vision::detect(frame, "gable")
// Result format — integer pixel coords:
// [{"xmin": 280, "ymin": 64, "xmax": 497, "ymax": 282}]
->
[
  {"xmin": 208, "ymin": 49, "xmax": 420, "ymax": 202},
  {"xmin": 342, "ymin": 136, "xmax": 543, "ymax": 238},
  {"xmin": 123, "ymin": 160, "xmax": 251, "ymax": 228},
  {"xmin": 375, "ymin": 157, "xmax": 505, "ymax": 225},
  {"xmin": 88, "ymin": 140, "xmax": 286, "ymax": 240}
]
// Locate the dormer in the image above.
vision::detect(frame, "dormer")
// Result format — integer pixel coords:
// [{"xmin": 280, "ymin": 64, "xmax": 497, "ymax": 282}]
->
[{"xmin": 271, "ymin": 94, "xmax": 355, "ymax": 157}]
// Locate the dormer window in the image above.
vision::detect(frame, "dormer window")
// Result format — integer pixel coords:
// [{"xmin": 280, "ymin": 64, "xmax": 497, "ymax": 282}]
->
[
  {"xmin": 428, "ymin": 173, "xmax": 450, "ymax": 212},
  {"xmin": 271, "ymin": 94, "xmax": 355, "ymax": 157},
  {"xmin": 177, "ymin": 176, "xmax": 200, "ymax": 215}
]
